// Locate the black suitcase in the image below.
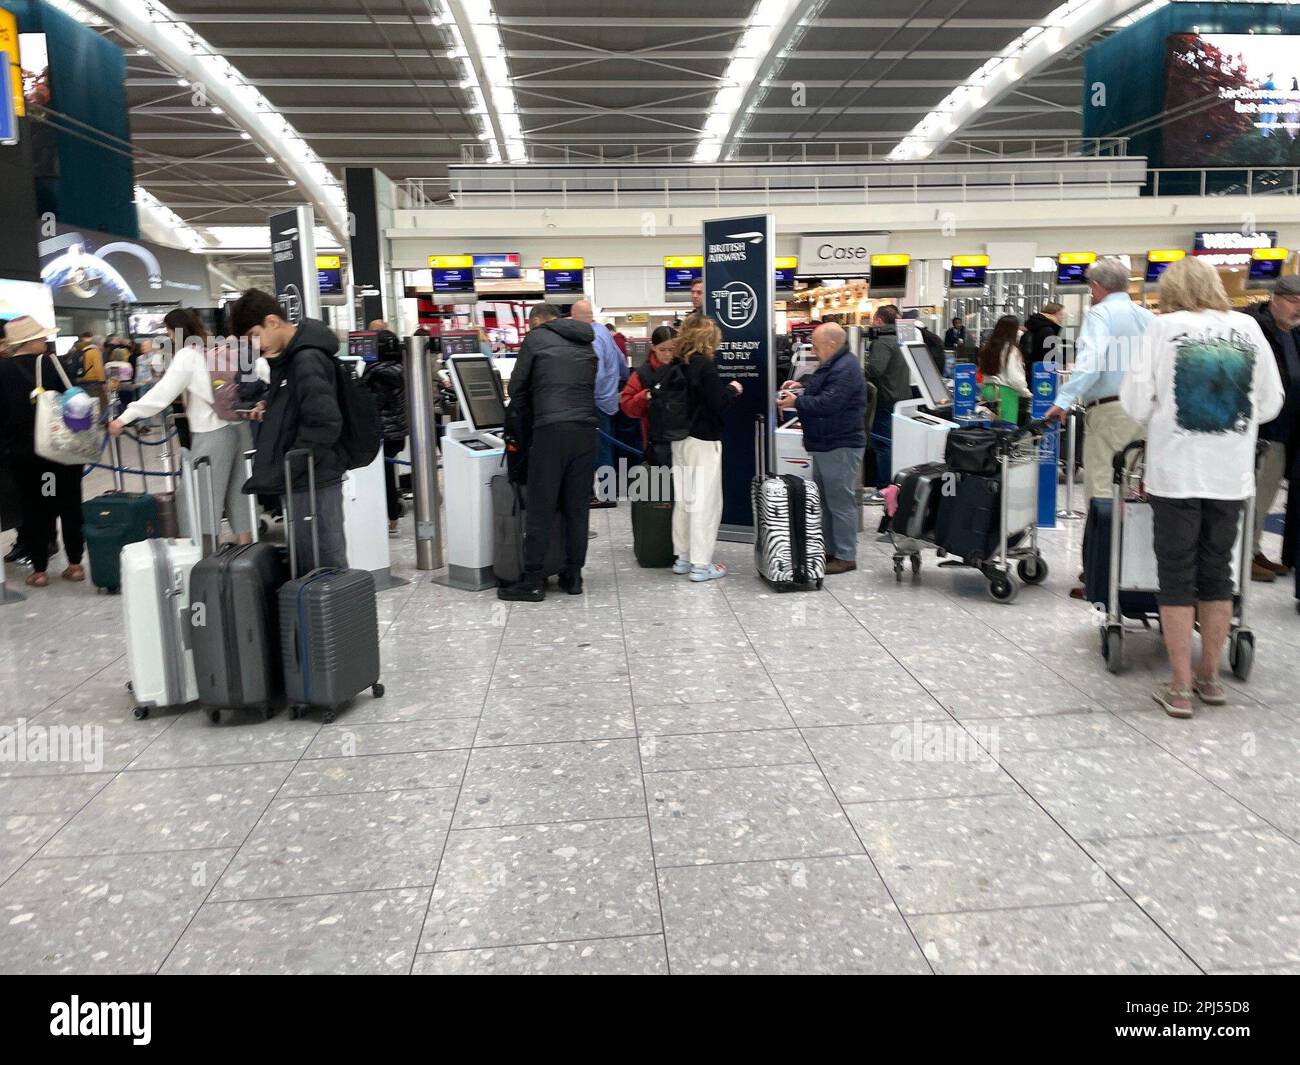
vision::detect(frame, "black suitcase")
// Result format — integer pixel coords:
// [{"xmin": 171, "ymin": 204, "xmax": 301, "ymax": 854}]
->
[
  {"xmin": 1083, "ymin": 497, "xmax": 1159, "ymax": 618},
  {"xmin": 934, "ymin": 473, "xmax": 1001, "ymax": 562},
  {"xmin": 188, "ymin": 456, "xmax": 287, "ymax": 722},
  {"xmin": 490, "ymin": 474, "xmax": 565, "ymax": 585},
  {"xmin": 278, "ymin": 451, "xmax": 383, "ymax": 723},
  {"xmin": 891, "ymin": 462, "xmax": 948, "ymax": 540}
]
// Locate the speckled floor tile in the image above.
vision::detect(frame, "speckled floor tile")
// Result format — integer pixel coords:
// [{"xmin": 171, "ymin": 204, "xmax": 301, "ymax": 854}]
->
[
  {"xmin": 337, "ymin": 669, "xmax": 490, "ymax": 724},
  {"xmin": 162, "ymin": 887, "xmax": 431, "ymax": 974},
  {"xmin": 847, "ymin": 792, "xmax": 1117, "ymax": 914},
  {"xmin": 801, "ymin": 722, "xmax": 1019, "ymax": 804},
  {"xmin": 124, "ymin": 712, "xmax": 319, "ymax": 770},
  {"xmin": 0, "ymin": 813, "xmax": 68, "ymax": 884},
  {"xmin": 935, "ymin": 677, "xmax": 1104, "ymax": 720},
  {"xmin": 303, "ymin": 719, "xmax": 478, "ymax": 759},
  {"xmin": 455, "ymin": 739, "xmax": 644, "ymax": 828},
  {"xmin": 659, "ymin": 855, "xmax": 929, "ymax": 974},
  {"xmin": 413, "ymin": 934, "xmax": 668, "ymax": 975},
  {"xmin": 211, "ymin": 787, "xmax": 457, "ymax": 901},
  {"xmin": 420, "ymin": 818, "xmax": 660, "ymax": 952},
  {"xmin": 1000, "ymin": 743, "xmax": 1264, "ymax": 842},
  {"xmin": 770, "ymin": 670, "xmax": 945, "ymax": 727},
  {"xmin": 39, "ymin": 762, "xmax": 293, "ymax": 857},
  {"xmin": 646, "ymin": 762, "xmax": 862, "ymax": 867},
  {"xmin": 280, "ymin": 750, "xmax": 468, "ymax": 797},
  {"xmin": 639, "ymin": 728, "xmax": 812, "ymax": 773},
  {"xmin": 629, "ymin": 653, "xmax": 780, "ymax": 706},
  {"xmin": 474, "ymin": 683, "xmax": 636, "ymax": 746},
  {"xmin": 911, "ymin": 900, "xmax": 1199, "ymax": 974},
  {"xmin": 635, "ymin": 699, "xmax": 796, "ymax": 737},
  {"xmin": 0, "ymin": 849, "xmax": 237, "ymax": 974},
  {"xmin": 0, "ymin": 772, "xmax": 114, "ymax": 817},
  {"xmin": 1084, "ymin": 828, "xmax": 1300, "ymax": 971}
]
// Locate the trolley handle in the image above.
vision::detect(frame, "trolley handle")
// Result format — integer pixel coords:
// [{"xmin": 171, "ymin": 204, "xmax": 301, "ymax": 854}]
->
[{"xmin": 1112, "ymin": 439, "xmax": 1146, "ymax": 484}]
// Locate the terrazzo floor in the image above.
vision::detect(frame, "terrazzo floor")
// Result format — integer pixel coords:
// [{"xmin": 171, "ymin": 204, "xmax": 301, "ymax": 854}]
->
[{"xmin": 1, "ymin": 457, "xmax": 1298, "ymax": 975}]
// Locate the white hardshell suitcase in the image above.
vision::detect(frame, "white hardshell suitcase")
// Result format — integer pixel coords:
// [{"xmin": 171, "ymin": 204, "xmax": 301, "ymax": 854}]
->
[{"xmin": 122, "ymin": 537, "xmax": 201, "ymax": 718}]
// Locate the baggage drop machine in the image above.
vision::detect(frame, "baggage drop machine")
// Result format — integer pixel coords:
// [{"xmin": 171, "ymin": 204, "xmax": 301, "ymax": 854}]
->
[{"xmin": 441, "ymin": 354, "xmax": 507, "ymax": 591}]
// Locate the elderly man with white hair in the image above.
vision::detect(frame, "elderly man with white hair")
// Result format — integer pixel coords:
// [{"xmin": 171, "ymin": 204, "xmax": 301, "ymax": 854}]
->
[
  {"xmin": 777, "ymin": 321, "xmax": 868, "ymax": 574},
  {"xmin": 1046, "ymin": 256, "xmax": 1153, "ymax": 597}
]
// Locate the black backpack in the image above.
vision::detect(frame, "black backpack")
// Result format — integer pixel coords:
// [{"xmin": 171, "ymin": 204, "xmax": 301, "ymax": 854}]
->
[
  {"xmin": 331, "ymin": 359, "xmax": 382, "ymax": 470},
  {"xmin": 60, "ymin": 342, "xmax": 87, "ymax": 382},
  {"xmin": 646, "ymin": 361, "xmax": 691, "ymax": 444}
]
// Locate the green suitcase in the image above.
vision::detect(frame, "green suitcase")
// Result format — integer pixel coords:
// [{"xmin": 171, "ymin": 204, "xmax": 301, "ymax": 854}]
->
[{"xmin": 82, "ymin": 492, "xmax": 159, "ymax": 593}]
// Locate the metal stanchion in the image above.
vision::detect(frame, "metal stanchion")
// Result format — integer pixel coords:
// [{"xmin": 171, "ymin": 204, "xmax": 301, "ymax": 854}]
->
[
  {"xmin": 1057, "ymin": 405, "xmax": 1085, "ymax": 520},
  {"xmin": 404, "ymin": 335, "xmax": 444, "ymax": 571}
]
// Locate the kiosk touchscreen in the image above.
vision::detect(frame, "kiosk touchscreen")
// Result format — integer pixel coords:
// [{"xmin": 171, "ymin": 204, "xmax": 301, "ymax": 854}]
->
[
  {"xmin": 892, "ymin": 341, "xmax": 956, "ymax": 476},
  {"xmin": 903, "ymin": 340, "xmax": 951, "ymax": 409},
  {"xmin": 442, "ymin": 355, "xmax": 508, "ymax": 590}
]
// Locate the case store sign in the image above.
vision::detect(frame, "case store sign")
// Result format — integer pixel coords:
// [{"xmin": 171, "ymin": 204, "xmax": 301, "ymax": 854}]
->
[{"xmin": 1192, "ymin": 230, "xmax": 1277, "ymax": 267}]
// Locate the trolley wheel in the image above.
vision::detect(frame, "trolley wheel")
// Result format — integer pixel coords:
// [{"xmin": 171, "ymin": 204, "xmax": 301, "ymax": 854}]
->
[
  {"xmin": 988, "ymin": 575, "xmax": 1017, "ymax": 603},
  {"xmin": 372, "ymin": 683, "xmax": 385, "ymax": 699},
  {"xmin": 1017, "ymin": 555, "xmax": 1048, "ymax": 586},
  {"xmin": 1102, "ymin": 625, "xmax": 1124, "ymax": 674},
  {"xmin": 893, "ymin": 557, "xmax": 904, "ymax": 582},
  {"xmin": 132, "ymin": 705, "xmax": 149, "ymax": 720},
  {"xmin": 1229, "ymin": 630, "xmax": 1254, "ymax": 682},
  {"xmin": 910, "ymin": 554, "xmax": 922, "ymax": 576},
  {"xmin": 208, "ymin": 708, "xmax": 223, "ymax": 725}
]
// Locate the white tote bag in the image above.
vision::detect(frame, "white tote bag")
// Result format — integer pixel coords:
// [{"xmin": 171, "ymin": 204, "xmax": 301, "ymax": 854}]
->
[{"xmin": 33, "ymin": 353, "xmax": 104, "ymax": 466}]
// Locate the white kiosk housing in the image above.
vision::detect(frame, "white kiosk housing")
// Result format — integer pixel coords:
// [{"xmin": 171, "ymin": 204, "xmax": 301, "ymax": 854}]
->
[{"xmin": 442, "ymin": 354, "xmax": 507, "ymax": 590}]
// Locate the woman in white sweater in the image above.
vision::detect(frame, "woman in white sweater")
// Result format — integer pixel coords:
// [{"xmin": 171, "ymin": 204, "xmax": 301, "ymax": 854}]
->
[
  {"xmin": 107, "ymin": 308, "xmax": 255, "ymax": 545},
  {"xmin": 1121, "ymin": 257, "xmax": 1284, "ymax": 718}
]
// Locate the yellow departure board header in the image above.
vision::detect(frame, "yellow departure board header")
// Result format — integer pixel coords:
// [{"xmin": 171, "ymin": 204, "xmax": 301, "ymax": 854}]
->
[
  {"xmin": 870, "ymin": 254, "xmax": 910, "ymax": 268},
  {"xmin": 542, "ymin": 257, "xmax": 585, "ymax": 271},
  {"xmin": 1058, "ymin": 252, "xmax": 1097, "ymax": 265},
  {"xmin": 951, "ymin": 254, "xmax": 989, "ymax": 268},
  {"xmin": 428, "ymin": 255, "xmax": 473, "ymax": 269}
]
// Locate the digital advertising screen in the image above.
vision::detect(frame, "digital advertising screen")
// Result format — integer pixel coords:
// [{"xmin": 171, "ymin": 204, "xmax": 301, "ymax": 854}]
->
[
  {"xmin": 348, "ymin": 331, "xmax": 379, "ymax": 362},
  {"xmin": 543, "ymin": 270, "xmax": 584, "ymax": 295},
  {"xmin": 433, "ymin": 268, "xmax": 475, "ymax": 296},
  {"xmin": 1164, "ymin": 32, "xmax": 1300, "ymax": 166}
]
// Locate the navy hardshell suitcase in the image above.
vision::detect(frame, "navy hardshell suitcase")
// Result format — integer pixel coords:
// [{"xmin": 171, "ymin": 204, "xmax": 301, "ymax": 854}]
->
[
  {"xmin": 187, "ymin": 456, "xmax": 287, "ymax": 722},
  {"xmin": 277, "ymin": 451, "xmax": 384, "ymax": 723}
]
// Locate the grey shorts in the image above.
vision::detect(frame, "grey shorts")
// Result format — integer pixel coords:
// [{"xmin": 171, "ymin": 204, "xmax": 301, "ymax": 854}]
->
[{"xmin": 1149, "ymin": 495, "xmax": 1243, "ymax": 607}]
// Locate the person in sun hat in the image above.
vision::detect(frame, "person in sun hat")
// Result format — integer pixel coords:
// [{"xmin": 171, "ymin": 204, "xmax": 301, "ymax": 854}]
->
[{"xmin": 0, "ymin": 316, "xmax": 88, "ymax": 587}]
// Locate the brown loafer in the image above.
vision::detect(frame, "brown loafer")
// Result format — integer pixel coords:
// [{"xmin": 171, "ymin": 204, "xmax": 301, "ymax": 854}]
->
[
  {"xmin": 825, "ymin": 558, "xmax": 857, "ymax": 575},
  {"xmin": 1255, "ymin": 553, "xmax": 1288, "ymax": 576},
  {"xmin": 1250, "ymin": 561, "xmax": 1276, "ymax": 582},
  {"xmin": 62, "ymin": 564, "xmax": 86, "ymax": 582}
]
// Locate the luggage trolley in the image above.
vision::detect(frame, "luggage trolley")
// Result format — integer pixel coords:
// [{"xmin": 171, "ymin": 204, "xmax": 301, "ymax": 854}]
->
[
  {"xmin": 1099, "ymin": 441, "xmax": 1255, "ymax": 678},
  {"xmin": 890, "ymin": 421, "xmax": 1050, "ymax": 603}
]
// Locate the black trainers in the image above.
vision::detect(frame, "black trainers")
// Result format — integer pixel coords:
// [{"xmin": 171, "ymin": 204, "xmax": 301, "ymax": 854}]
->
[
  {"xmin": 558, "ymin": 571, "xmax": 584, "ymax": 595},
  {"xmin": 497, "ymin": 576, "xmax": 545, "ymax": 602}
]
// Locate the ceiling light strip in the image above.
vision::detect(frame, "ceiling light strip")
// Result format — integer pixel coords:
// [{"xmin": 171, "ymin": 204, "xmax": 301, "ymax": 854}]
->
[
  {"xmin": 888, "ymin": 0, "xmax": 1166, "ymax": 161},
  {"xmin": 695, "ymin": 0, "xmax": 822, "ymax": 163},
  {"xmin": 439, "ymin": 0, "xmax": 526, "ymax": 164},
  {"xmin": 59, "ymin": 0, "xmax": 349, "ymax": 243}
]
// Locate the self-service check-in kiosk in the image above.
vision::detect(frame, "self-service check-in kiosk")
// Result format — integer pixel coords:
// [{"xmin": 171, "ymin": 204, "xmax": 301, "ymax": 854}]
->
[
  {"xmin": 891, "ymin": 340, "xmax": 957, "ymax": 476},
  {"xmin": 442, "ymin": 354, "xmax": 507, "ymax": 590}
]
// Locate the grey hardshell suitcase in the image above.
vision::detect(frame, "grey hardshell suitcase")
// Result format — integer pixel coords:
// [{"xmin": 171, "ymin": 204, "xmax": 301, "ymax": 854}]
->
[
  {"xmin": 892, "ymin": 462, "xmax": 947, "ymax": 540},
  {"xmin": 188, "ymin": 455, "xmax": 288, "ymax": 723},
  {"xmin": 278, "ymin": 451, "xmax": 384, "ymax": 723},
  {"xmin": 490, "ymin": 473, "xmax": 565, "ymax": 585}
]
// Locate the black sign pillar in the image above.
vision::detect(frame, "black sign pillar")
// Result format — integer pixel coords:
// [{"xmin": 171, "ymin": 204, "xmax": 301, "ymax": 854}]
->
[
  {"xmin": 269, "ymin": 206, "xmax": 320, "ymax": 325},
  {"xmin": 703, "ymin": 213, "xmax": 775, "ymax": 541}
]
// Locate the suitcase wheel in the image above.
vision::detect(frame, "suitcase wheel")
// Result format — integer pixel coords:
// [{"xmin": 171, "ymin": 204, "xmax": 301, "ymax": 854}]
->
[
  {"xmin": 322, "ymin": 708, "xmax": 337, "ymax": 724},
  {"xmin": 133, "ymin": 705, "xmax": 149, "ymax": 720},
  {"xmin": 372, "ymin": 683, "xmax": 385, "ymax": 699},
  {"xmin": 262, "ymin": 705, "xmax": 277, "ymax": 721},
  {"xmin": 126, "ymin": 682, "xmax": 134, "ymax": 694},
  {"xmin": 209, "ymin": 708, "xmax": 224, "ymax": 725},
  {"xmin": 910, "ymin": 555, "xmax": 922, "ymax": 576},
  {"xmin": 288, "ymin": 705, "xmax": 304, "ymax": 721}
]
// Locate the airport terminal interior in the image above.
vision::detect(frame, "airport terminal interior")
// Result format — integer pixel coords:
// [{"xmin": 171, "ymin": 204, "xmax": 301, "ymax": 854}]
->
[{"xmin": 1, "ymin": 0, "xmax": 1299, "ymax": 978}]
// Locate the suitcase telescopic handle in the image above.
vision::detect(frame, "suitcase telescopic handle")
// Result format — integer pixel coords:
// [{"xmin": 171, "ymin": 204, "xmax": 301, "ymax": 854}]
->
[
  {"xmin": 193, "ymin": 455, "xmax": 218, "ymax": 557},
  {"xmin": 754, "ymin": 415, "xmax": 766, "ymax": 478},
  {"xmin": 244, "ymin": 450, "xmax": 260, "ymax": 544},
  {"xmin": 283, "ymin": 449, "xmax": 319, "ymax": 580}
]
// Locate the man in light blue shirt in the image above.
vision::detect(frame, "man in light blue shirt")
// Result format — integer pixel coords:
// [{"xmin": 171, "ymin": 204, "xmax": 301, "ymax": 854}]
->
[
  {"xmin": 1045, "ymin": 256, "xmax": 1153, "ymax": 595},
  {"xmin": 571, "ymin": 298, "xmax": 623, "ymax": 507}
]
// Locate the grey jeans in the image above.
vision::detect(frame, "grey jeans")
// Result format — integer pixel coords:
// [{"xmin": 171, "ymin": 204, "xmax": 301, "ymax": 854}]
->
[
  {"xmin": 811, "ymin": 446, "xmax": 862, "ymax": 561},
  {"xmin": 285, "ymin": 481, "xmax": 348, "ymax": 572}
]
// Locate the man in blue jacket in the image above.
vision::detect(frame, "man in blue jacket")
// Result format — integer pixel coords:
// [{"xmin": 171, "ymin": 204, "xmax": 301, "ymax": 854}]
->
[{"xmin": 777, "ymin": 322, "xmax": 867, "ymax": 574}]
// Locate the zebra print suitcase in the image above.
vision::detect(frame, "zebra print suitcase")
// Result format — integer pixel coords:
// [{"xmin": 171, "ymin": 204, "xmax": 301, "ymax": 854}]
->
[{"xmin": 751, "ymin": 421, "xmax": 825, "ymax": 591}]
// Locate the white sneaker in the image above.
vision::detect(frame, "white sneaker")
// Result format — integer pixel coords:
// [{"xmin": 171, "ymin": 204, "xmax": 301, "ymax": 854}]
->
[{"xmin": 689, "ymin": 563, "xmax": 727, "ymax": 582}]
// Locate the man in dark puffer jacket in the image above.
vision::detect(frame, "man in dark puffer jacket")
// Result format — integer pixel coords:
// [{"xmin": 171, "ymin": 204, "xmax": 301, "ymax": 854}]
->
[
  {"xmin": 498, "ymin": 303, "xmax": 598, "ymax": 602},
  {"xmin": 362, "ymin": 330, "xmax": 408, "ymax": 536},
  {"xmin": 229, "ymin": 288, "xmax": 348, "ymax": 569}
]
